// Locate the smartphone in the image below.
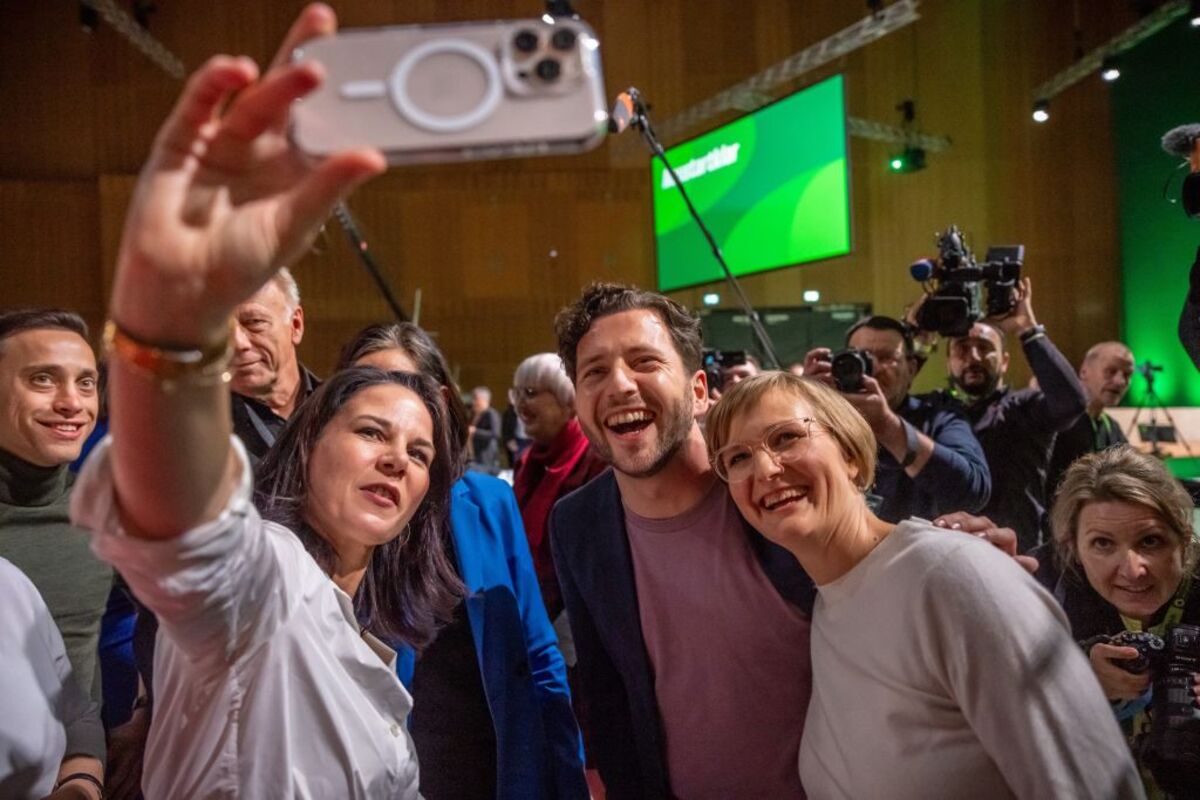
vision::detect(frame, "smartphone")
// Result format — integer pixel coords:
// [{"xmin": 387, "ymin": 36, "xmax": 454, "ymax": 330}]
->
[{"xmin": 289, "ymin": 17, "xmax": 608, "ymax": 165}]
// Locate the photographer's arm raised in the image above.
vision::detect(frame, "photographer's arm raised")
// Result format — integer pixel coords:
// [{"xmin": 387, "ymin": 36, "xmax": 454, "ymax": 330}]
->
[
  {"xmin": 990, "ymin": 278, "xmax": 1086, "ymax": 432},
  {"xmin": 106, "ymin": 4, "xmax": 385, "ymax": 540}
]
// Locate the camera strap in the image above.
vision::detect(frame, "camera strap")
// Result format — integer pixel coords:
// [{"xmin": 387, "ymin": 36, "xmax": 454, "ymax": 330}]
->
[
  {"xmin": 1120, "ymin": 574, "xmax": 1191, "ymax": 638},
  {"xmin": 1118, "ymin": 575, "xmax": 1191, "ymax": 799},
  {"xmin": 1090, "ymin": 413, "xmax": 1113, "ymax": 452}
]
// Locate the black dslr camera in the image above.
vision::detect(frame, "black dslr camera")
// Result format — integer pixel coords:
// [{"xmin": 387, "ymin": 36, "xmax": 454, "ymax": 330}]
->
[
  {"xmin": 703, "ymin": 349, "xmax": 746, "ymax": 394},
  {"xmin": 829, "ymin": 349, "xmax": 872, "ymax": 393},
  {"xmin": 1141, "ymin": 624, "xmax": 1200, "ymax": 797},
  {"xmin": 909, "ymin": 225, "xmax": 1023, "ymax": 337},
  {"xmin": 1107, "ymin": 630, "xmax": 1168, "ymax": 674},
  {"xmin": 1088, "ymin": 625, "xmax": 1200, "ymax": 795}
]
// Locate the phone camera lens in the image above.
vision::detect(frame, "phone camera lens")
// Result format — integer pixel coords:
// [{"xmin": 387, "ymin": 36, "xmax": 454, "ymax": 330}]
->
[
  {"xmin": 535, "ymin": 58, "xmax": 561, "ymax": 81},
  {"xmin": 550, "ymin": 28, "xmax": 576, "ymax": 51},
  {"xmin": 513, "ymin": 30, "xmax": 539, "ymax": 53}
]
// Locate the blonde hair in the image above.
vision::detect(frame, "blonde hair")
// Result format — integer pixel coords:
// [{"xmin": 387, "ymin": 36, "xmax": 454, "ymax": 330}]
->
[
  {"xmin": 704, "ymin": 372, "xmax": 876, "ymax": 491},
  {"xmin": 1049, "ymin": 445, "xmax": 1197, "ymax": 573}
]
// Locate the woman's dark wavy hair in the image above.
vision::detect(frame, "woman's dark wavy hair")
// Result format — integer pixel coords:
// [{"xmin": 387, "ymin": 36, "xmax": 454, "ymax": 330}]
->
[
  {"xmin": 337, "ymin": 322, "xmax": 470, "ymax": 481},
  {"xmin": 254, "ymin": 367, "xmax": 463, "ymax": 649}
]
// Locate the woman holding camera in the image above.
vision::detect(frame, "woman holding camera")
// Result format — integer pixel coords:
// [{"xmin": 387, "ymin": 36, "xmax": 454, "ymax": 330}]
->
[
  {"xmin": 704, "ymin": 372, "xmax": 1141, "ymax": 799},
  {"xmin": 1038, "ymin": 445, "xmax": 1200, "ymax": 798},
  {"xmin": 67, "ymin": 5, "xmax": 471, "ymax": 796}
]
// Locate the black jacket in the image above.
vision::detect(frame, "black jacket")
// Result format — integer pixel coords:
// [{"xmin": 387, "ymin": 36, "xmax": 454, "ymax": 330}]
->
[{"xmin": 548, "ymin": 470, "xmax": 815, "ymax": 799}]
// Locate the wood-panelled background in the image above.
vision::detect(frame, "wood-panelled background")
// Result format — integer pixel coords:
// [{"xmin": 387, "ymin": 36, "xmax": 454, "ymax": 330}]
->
[{"xmin": 0, "ymin": 0, "xmax": 1151, "ymax": 395}]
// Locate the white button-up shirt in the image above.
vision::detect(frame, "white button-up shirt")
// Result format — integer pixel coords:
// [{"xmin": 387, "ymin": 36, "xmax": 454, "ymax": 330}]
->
[
  {"xmin": 0, "ymin": 557, "xmax": 102, "ymax": 797},
  {"xmin": 72, "ymin": 439, "xmax": 422, "ymax": 799}
]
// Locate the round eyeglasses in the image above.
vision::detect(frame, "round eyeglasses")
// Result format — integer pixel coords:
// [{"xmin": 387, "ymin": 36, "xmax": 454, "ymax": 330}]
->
[
  {"xmin": 711, "ymin": 417, "xmax": 820, "ymax": 483},
  {"xmin": 508, "ymin": 386, "xmax": 546, "ymax": 404}
]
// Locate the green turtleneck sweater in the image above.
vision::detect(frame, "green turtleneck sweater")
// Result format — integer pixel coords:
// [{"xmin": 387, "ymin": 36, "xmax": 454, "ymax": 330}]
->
[{"xmin": 0, "ymin": 446, "xmax": 112, "ymax": 705}]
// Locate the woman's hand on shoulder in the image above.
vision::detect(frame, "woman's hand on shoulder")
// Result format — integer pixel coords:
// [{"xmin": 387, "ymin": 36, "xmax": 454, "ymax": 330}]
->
[
  {"xmin": 932, "ymin": 512, "xmax": 1038, "ymax": 574},
  {"xmin": 1088, "ymin": 643, "xmax": 1152, "ymax": 701},
  {"xmin": 110, "ymin": 3, "xmax": 386, "ymax": 346}
]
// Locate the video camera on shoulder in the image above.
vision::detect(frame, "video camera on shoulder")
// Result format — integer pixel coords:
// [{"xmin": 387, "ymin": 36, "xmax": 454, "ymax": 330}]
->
[
  {"xmin": 908, "ymin": 225, "xmax": 1023, "ymax": 337},
  {"xmin": 703, "ymin": 349, "xmax": 746, "ymax": 394}
]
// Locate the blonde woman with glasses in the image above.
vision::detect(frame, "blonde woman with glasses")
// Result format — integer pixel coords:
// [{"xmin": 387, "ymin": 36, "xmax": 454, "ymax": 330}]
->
[{"xmin": 704, "ymin": 372, "xmax": 1142, "ymax": 800}]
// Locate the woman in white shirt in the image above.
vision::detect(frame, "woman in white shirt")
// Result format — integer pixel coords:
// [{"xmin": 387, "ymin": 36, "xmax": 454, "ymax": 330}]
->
[
  {"xmin": 702, "ymin": 372, "xmax": 1144, "ymax": 800},
  {"xmin": 67, "ymin": 4, "xmax": 455, "ymax": 797}
]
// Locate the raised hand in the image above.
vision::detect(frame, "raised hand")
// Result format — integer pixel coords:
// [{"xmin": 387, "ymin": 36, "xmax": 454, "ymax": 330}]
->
[
  {"xmin": 109, "ymin": 3, "xmax": 386, "ymax": 348},
  {"xmin": 933, "ymin": 511, "xmax": 1038, "ymax": 574},
  {"xmin": 988, "ymin": 277, "xmax": 1039, "ymax": 338}
]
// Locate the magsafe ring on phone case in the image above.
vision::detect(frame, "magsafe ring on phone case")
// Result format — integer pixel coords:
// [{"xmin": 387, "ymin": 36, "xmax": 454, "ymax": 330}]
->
[{"xmin": 389, "ymin": 38, "xmax": 503, "ymax": 133}]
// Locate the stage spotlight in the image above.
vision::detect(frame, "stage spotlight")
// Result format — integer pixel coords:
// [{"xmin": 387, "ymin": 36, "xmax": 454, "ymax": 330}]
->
[
  {"xmin": 702, "ymin": 292, "xmax": 720, "ymax": 306},
  {"xmin": 1100, "ymin": 56, "xmax": 1121, "ymax": 82},
  {"xmin": 1191, "ymin": 0, "xmax": 1200, "ymax": 27},
  {"xmin": 888, "ymin": 146, "xmax": 926, "ymax": 173},
  {"xmin": 1032, "ymin": 99, "xmax": 1050, "ymax": 123},
  {"xmin": 803, "ymin": 289, "xmax": 821, "ymax": 303}
]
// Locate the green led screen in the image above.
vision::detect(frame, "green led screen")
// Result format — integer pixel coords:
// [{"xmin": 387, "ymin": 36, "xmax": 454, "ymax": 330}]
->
[
  {"xmin": 652, "ymin": 74, "xmax": 851, "ymax": 292},
  {"xmin": 1111, "ymin": 17, "xmax": 1200, "ymax": 407}
]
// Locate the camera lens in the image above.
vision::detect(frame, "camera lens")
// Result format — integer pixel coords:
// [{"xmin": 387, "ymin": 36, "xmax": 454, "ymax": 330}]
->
[
  {"xmin": 550, "ymin": 28, "xmax": 577, "ymax": 51},
  {"xmin": 535, "ymin": 58, "xmax": 561, "ymax": 82},
  {"xmin": 513, "ymin": 30, "xmax": 539, "ymax": 53}
]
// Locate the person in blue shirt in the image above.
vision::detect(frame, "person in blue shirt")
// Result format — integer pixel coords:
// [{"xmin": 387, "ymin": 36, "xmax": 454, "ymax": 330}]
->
[
  {"xmin": 338, "ymin": 323, "xmax": 586, "ymax": 800},
  {"xmin": 803, "ymin": 315, "xmax": 991, "ymax": 523}
]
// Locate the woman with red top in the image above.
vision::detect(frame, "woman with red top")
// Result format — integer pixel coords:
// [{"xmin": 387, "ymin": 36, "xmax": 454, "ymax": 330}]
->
[{"xmin": 511, "ymin": 353, "xmax": 608, "ymax": 621}]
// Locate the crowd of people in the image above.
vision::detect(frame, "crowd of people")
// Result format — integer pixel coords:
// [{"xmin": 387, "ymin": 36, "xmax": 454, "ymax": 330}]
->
[{"xmin": 3, "ymin": 5, "xmax": 1199, "ymax": 800}]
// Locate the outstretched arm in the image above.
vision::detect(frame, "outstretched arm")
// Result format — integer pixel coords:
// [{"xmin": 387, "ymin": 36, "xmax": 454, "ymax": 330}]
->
[
  {"xmin": 990, "ymin": 278, "xmax": 1085, "ymax": 433},
  {"xmin": 104, "ymin": 4, "xmax": 384, "ymax": 540}
]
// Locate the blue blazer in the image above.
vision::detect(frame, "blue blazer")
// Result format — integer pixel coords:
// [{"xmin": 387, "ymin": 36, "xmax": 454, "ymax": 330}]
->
[
  {"xmin": 550, "ymin": 470, "xmax": 816, "ymax": 799},
  {"xmin": 397, "ymin": 473, "xmax": 587, "ymax": 799}
]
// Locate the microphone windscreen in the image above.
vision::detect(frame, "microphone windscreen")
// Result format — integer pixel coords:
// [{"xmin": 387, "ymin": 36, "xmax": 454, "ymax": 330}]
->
[
  {"xmin": 608, "ymin": 92, "xmax": 636, "ymax": 134},
  {"xmin": 1162, "ymin": 124, "xmax": 1200, "ymax": 157},
  {"xmin": 910, "ymin": 259, "xmax": 936, "ymax": 282}
]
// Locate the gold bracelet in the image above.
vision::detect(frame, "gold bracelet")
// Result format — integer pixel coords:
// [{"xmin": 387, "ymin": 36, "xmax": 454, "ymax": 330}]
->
[{"xmin": 103, "ymin": 319, "xmax": 233, "ymax": 393}]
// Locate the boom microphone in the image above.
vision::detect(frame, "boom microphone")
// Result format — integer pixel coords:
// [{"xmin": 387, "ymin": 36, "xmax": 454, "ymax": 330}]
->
[
  {"xmin": 607, "ymin": 88, "xmax": 643, "ymax": 134},
  {"xmin": 1162, "ymin": 124, "xmax": 1200, "ymax": 158},
  {"xmin": 910, "ymin": 259, "xmax": 936, "ymax": 282}
]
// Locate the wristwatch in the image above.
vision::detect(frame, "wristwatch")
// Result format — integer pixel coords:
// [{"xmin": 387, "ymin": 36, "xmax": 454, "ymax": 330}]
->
[{"xmin": 1018, "ymin": 324, "xmax": 1047, "ymax": 345}]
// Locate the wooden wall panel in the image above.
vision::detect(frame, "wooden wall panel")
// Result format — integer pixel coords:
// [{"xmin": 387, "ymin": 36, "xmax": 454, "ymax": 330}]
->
[
  {"xmin": 0, "ymin": 180, "xmax": 103, "ymax": 331},
  {"xmin": 0, "ymin": 0, "xmax": 1155, "ymax": 400}
]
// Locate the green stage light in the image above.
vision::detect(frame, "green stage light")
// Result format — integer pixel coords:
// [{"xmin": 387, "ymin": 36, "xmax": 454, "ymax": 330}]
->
[{"xmin": 888, "ymin": 146, "xmax": 926, "ymax": 173}]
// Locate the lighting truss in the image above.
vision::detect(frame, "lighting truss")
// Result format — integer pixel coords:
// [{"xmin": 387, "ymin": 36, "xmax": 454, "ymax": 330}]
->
[
  {"xmin": 1032, "ymin": 0, "xmax": 1189, "ymax": 105},
  {"xmin": 648, "ymin": 0, "xmax": 922, "ymax": 146},
  {"xmin": 846, "ymin": 116, "xmax": 951, "ymax": 152}
]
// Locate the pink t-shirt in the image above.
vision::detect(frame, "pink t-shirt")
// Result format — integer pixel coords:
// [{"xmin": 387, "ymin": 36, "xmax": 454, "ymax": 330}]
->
[{"xmin": 625, "ymin": 480, "xmax": 811, "ymax": 799}]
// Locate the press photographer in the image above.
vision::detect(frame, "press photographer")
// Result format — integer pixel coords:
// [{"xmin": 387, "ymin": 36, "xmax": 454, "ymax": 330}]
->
[
  {"xmin": 1035, "ymin": 446, "xmax": 1200, "ymax": 799},
  {"xmin": 929, "ymin": 270, "xmax": 1086, "ymax": 553},
  {"xmin": 702, "ymin": 349, "xmax": 760, "ymax": 399},
  {"xmin": 803, "ymin": 315, "xmax": 990, "ymax": 523}
]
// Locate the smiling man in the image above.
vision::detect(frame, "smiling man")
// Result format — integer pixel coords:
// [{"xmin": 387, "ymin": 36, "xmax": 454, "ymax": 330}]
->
[
  {"xmin": 549, "ymin": 283, "xmax": 815, "ymax": 799},
  {"xmin": 1045, "ymin": 341, "xmax": 1135, "ymax": 499},
  {"xmin": 0, "ymin": 309, "xmax": 110, "ymax": 759},
  {"xmin": 229, "ymin": 267, "xmax": 320, "ymax": 462}
]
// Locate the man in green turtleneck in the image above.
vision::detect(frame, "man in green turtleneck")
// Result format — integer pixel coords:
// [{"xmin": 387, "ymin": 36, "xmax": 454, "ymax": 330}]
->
[{"xmin": 0, "ymin": 309, "xmax": 112, "ymax": 712}]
